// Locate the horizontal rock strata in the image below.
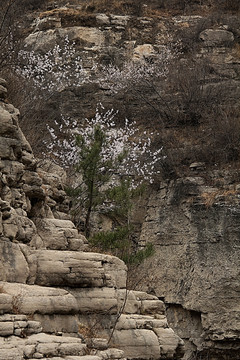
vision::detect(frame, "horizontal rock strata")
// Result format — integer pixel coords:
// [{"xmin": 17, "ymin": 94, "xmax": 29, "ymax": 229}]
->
[{"xmin": 0, "ymin": 80, "xmax": 184, "ymax": 359}]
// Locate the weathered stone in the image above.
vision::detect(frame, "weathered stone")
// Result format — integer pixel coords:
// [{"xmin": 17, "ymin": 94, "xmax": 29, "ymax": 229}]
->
[
  {"xmin": 26, "ymin": 321, "xmax": 42, "ymax": 335},
  {"xmin": 66, "ymin": 26, "xmax": 105, "ymax": 47},
  {"xmin": 2, "ymin": 206, "xmax": 38, "ymax": 244},
  {"xmin": 133, "ymin": 291, "xmax": 158, "ymax": 301},
  {"xmin": 33, "ymin": 16, "xmax": 61, "ymax": 31},
  {"xmin": 110, "ymin": 329, "xmax": 160, "ymax": 359},
  {"xmin": 96, "ymin": 348, "xmax": 125, "ymax": 360},
  {"xmin": 24, "ymin": 29, "xmax": 58, "ymax": 51},
  {"xmin": 86, "ymin": 337, "xmax": 108, "ymax": 350},
  {"xmin": 75, "ymin": 357, "xmax": 103, "ymax": 360},
  {"xmin": 115, "ymin": 314, "xmax": 168, "ymax": 331},
  {"xmin": 34, "ymin": 250, "xmax": 127, "ymax": 288},
  {"xmin": 67, "ymin": 237, "xmax": 86, "ymax": 251},
  {"xmin": 140, "ymin": 300, "xmax": 165, "ymax": 315},
  {"xmin": 19, "ymin": 245, "xmax": 38, "ymax": 284},
  {"xmin": 34, "ymin": 218, "xmax": 85, "ymax": 250},
  {"xmin": 0, "ymin": 336, "xmax": 24, "ymax": 359},
  {"xmin": 0, "ymin": 294, "xmax": 13, "ymax": 314},
  {"xmin": 0, "ymin": 107, "xmax": 17, "ymax": 136},
  {"xmin": 69, "ymin": 287, "xmax": 118, "ymax": 314},
  {"xmin": 0, "ymin": 321, "xmax": 14, "ymax": 336},
  {"xmin": 117, "ymin": 290, "xmax": 140, "ymax": 314},
  {"xmin": 26, "ymin": 333, "xmax": 86, "ymax": 357},
  {"xmin": 2, "ymin": 222, "xmax": 18, "ymax": 239},
  {"xmin": 154, "ymin": 328, "xmax": 185, "ymax": 359},
  {"xmin": 23, "ymin": 183, "xmax": 45, "ymax": 200},
  {"xmin": 110, "ymin": 15, "xmax": 130, "ymax": 26},
  {"xmin": 23, "ymin": 344, "xmax": 35, "ymax": 358},
  {"xmin": 0, "ymin": 137, "xmax": 18, "ymax": 160},
  {"xmin": 0, "ymin": 282, "xmax": 78, "ymax": 315},
  {"xmin": 199, "ymin": 28, "xmax": 234, "ymax": 46},
  {"xmin": 0, "ymin": 78, "xmax": 7, "ymax": 87},
  {"xmin": 33, "ymin": 314, "xmax": 79, "ymax": 334},
  {"xmin": 0, "ymin": 85, "xmax": 7, "ymax": 99},
  {"xmin": 133, "ymin": 177, "xmax": 240, "ymax": 357},
  {"xmin": 25, "ymin": 26, "xmax": 105, "ymax": 51},
  {"xmin": 21, "ymin": 149, "xmax": 35, "ymax": 168},
  {"xmin": 189, "ymin": 162, "xmax": 206, "ymax": 171},
  {"xmin": 0, "ymin": 78, "xmax": 185, "ymax": 360},
  {"xmin": 96, "ymin": 14, "xmax": 110, "ymax": 25},
  {"xmin": 23, "ymin": 170, "xmax": 42, "ymax": 187},
  {"xmin": 133, "ymin": 44, "xmax": 155, "ymax": 61},
  {"xmin": 0, "ymin": 314, "xmax": 28, "ymax": 321},
  {"xmin": 0, "ymin": 241, "xmax": 29, "ymax": 283}
]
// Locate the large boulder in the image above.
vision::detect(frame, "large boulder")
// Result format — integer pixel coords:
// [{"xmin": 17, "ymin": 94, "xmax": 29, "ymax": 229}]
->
[
  {"xmin": 199, "ymin": 28, "xmax": 234, "ymax": 46},
  {"xmin": 33, "ymin": 250, "xmax": 127, "ymax": 288},
  {"xmin": 0, "ymin": 241, "xmax": 29, "ymax": 283}
]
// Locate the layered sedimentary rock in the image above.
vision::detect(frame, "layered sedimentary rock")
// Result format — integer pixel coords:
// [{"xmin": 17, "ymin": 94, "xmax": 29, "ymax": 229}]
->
[
  {"xmin": 133, "ymin": 176, "xmax": 240, "ymax": 359},
  {"xmin": 0, "ymin": 81, "xmax": 184, "ymax": 359},
  {"xmin": 21, "ymin": 9, "xmax": 240, "ymax": 154},
  {"xmin": 4, "ymin": 5, "xmax": 240, "ymax": 359}
]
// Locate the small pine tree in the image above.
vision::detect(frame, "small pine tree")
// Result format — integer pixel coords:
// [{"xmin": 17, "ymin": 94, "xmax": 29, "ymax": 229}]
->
[
  {"xmin": 67, "ymin": 124, "xmax": 122, "ymax": 237},
  {"xmin": 50, "ymin": 106, "xmax": 163, "ymax": 263},
  {"xmin": 89, "ymin": 177, "xmax": 151, "ymax": 263},
  {"xmin": 66, "ymin": 124, "xmax": 154, "ymax": 264}
]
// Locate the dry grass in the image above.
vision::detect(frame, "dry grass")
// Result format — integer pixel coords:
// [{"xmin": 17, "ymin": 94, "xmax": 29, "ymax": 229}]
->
[
  {"xmin": 39, "ymin": 7, "xmax": 97, "ymax": 26},
  {"xmin": 201, "ymin": 189, "xmax": 238, "ymax": 207},
  {"xmin": 30, "ymin": 0, "xmax": 240, "ymax": 17},
  {"xmin": 39, "ymin": 8, "xmax": 81, "ymax": 18},
  {"xmin": 39, "ymin": 0, "xmax": 209, "ymax": 17},
  {"xmin": 0, "ymin": 285, "xmax": 6, "ymax": 294},
  {"xmin": 78, "ymin": 323, "xmax": 94, "ymax": 338},
  {"xmin": 233, "ymin": 43, "xmax": 240, "ymax": 59},
  {"xmin": 35, "ymin": 0, "xmax": 240, "ymax": 21},
  {"xmin": 12, "ymin": 292, "xmax": 24, "ymax": 314}
]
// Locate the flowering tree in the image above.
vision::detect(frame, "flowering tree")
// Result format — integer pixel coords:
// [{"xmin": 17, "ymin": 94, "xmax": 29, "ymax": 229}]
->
[
  {"xmin": 46, "ymin": 104, "xmax": 164, "ymax": 241},
  {"xmin": 10, "ymin": 35, "xmax": 92, "ymax": 152},
  {"xmin": 98, "ymin": 43, "xmax": 180, "ymax": 124},
  {"xmin": 15, "ymin": 30, "xmax": 166, "ymax": 254},
  {"xmin": 99, "ymin": 45, "xmax": 174, "ymax": 94},
  {"xmin": 0, "ymin": 0, "xmax": 22, "ymax": 69},
  {"xmin": 47, "ymin": 105, "xmax": 164, "ymax": 182},
  {"xmin": 98, "ymin": 43, "xmax": 220, "ymax": 127},
  {"xmin": 16, "ymin": 36, "xmax": 89, "ymax": 95}
]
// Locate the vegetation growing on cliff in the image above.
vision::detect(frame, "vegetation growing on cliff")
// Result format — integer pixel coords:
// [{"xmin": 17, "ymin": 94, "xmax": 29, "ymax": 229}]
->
[
  {"xmin": 1, "ymin": 0, "xmax": 240, "ymax": 213},
  {"xmin": 49, "ymin": 105, "xmax": 160, "ymax": 261}
]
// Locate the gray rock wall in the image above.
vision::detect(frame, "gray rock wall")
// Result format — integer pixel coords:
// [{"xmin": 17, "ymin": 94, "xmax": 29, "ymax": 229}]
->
[{"xmin": 131, "ymin": 176, "xmax": 240, "ymax": 359}]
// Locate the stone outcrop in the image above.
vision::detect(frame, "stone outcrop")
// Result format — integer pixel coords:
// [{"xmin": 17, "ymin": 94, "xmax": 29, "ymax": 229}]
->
[
  {"xmin": 19, "ymin": 9, "xmax": 240, "ymax": 160},
  {"xmin": 131, "ymin": 175, "xmax": 240, "ymax": 359},
  {"xmin": 0, "ymin": 81, "xmax": 184, "ymax": 359},
  {"xmin": 4, "ymin": 4, "xmax": 240, "ymax": 359}
]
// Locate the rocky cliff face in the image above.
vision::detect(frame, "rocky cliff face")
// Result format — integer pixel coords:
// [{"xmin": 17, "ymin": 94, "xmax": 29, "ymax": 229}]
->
[
  {"xmin": 131, "ymin": 174, "xmax": 240, "ymax": 359},
  {"xmin": 0, "ymin": 81, "xmax": 184, "ymax": 359},
  {"xmin": 16, "ymin": 7, "xmax": 240, "ymax": 160},
  {"xmin": 2, "ymin": 3, "xmax": 240, "ymax": 360}
]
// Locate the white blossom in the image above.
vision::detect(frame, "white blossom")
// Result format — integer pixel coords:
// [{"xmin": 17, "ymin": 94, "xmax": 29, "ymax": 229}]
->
[
  {"xmin": 98, "ymin": 44, "xmax": 177, "ymax": 94},
  {"xmin": 15, "ymin": 36, "xmax": 89, "ymax": 94},
  {"xmin": 45, "ymin": 105, "xmax": 165, "ymax": 186}
]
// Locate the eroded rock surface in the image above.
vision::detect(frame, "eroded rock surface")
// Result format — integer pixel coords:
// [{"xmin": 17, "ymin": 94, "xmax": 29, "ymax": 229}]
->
[
  {"xmin": 0, "ymin": 81, "xmax": 184, "ymax": 359},
  {"xmin": 132, "ymin": 177, "xmax": 240, "ymax": 359},
  {"xmin": 3, "ymin": 5, "xmax": 240, "ymax": 358}
]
